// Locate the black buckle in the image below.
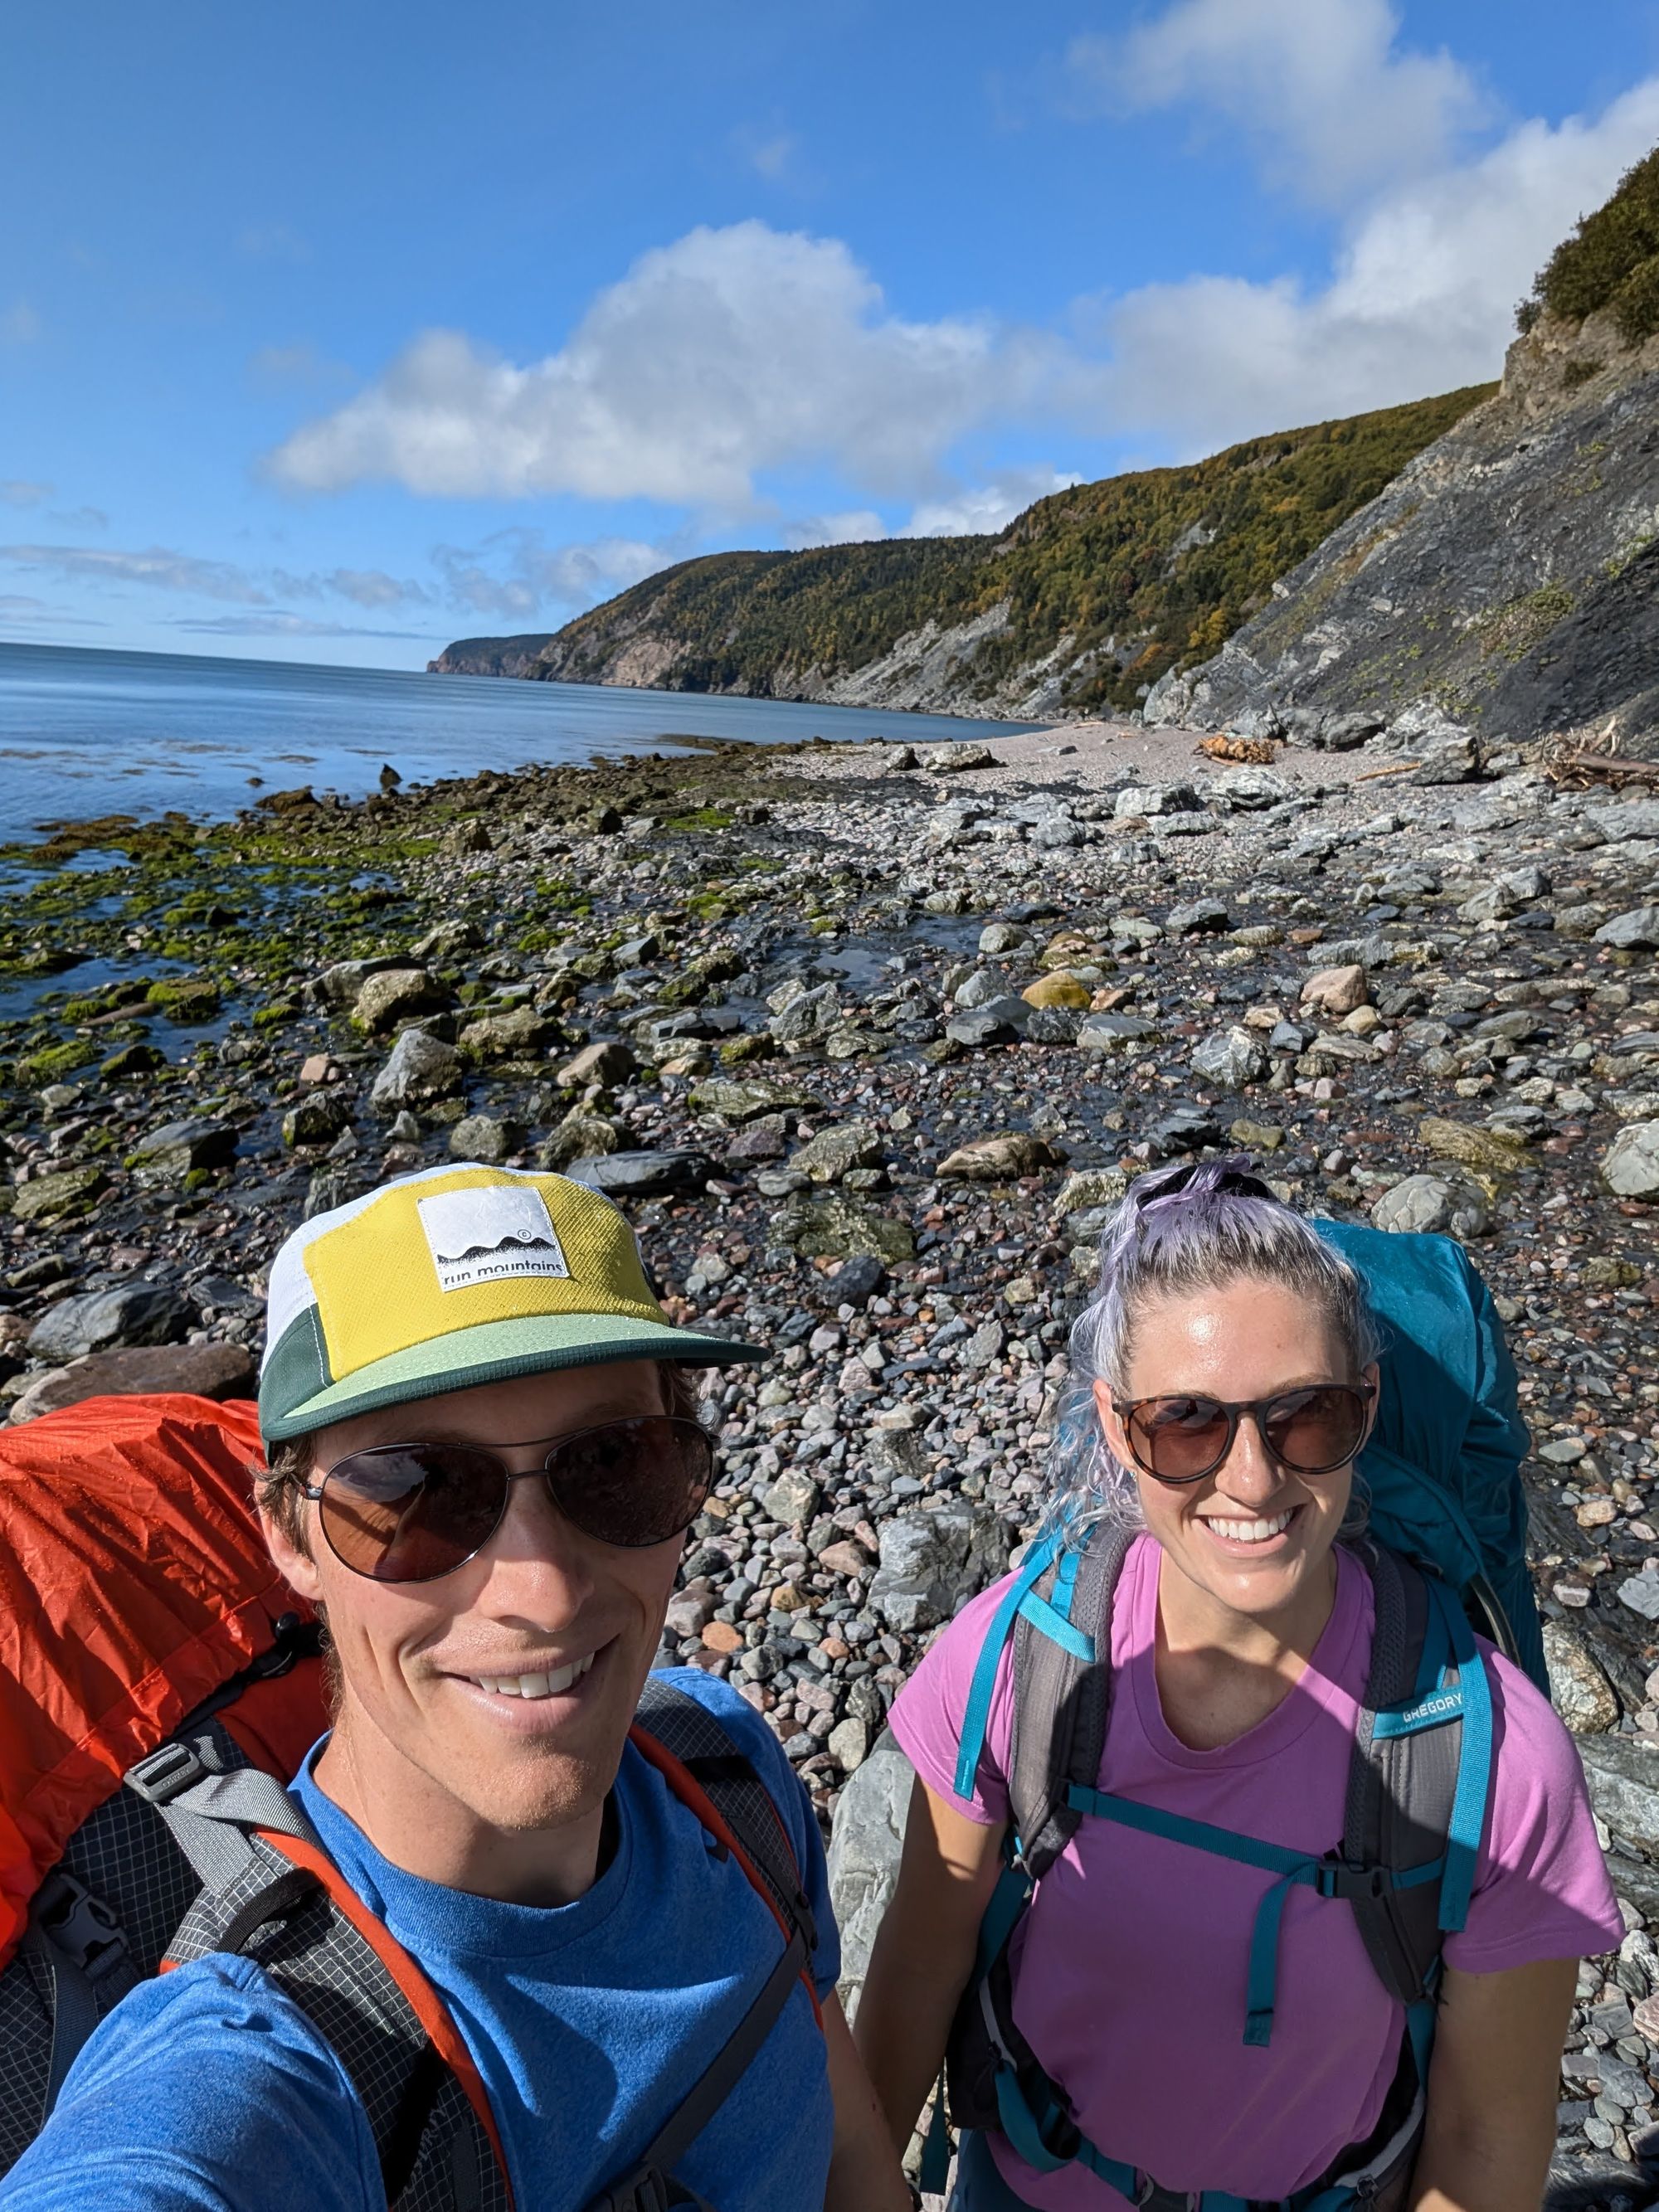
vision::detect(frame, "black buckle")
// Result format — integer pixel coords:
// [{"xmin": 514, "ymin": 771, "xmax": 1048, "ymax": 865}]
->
[
  {"xmin": 1315, "ymin": 1855, "xmax": 1390, "ymax": 1903},
  {"xmin": 124, "ymin": 1738, "xmax": 206, "ymax": 1807},
  {"xmin": 33, "ymin": 1871, "xmax": 128, "ymax": 1981},
  {"xmin": 586, "ymin": 2171, "xmax": 674, "ymax": 2212}
]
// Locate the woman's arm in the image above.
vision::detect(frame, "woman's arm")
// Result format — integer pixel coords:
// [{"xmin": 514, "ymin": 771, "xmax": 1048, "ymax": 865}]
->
[
  {"xmin": 854, "ymin": 1777, "xmax": 1010, "ymax": 2156},
  {"xmin": 1408, "ymin": 1957, "xmax": 1579, "ymax": 2212},
  {"xmin": 823, "ymin": 1991, "xmax": 915, "ymax": 2212}
]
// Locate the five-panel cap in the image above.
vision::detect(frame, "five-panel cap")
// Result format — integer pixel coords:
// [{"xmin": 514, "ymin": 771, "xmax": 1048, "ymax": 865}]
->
[{"xmin": 260, "ymin": 1163, "xmax": 762, "ymax": 1443}]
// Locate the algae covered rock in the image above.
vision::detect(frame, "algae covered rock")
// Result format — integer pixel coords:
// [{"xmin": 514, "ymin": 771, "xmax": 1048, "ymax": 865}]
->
[
  {"xmin": 353, "ymin": 967, "xmax": 446, "ymax": 1033},
  {"xmin": 12, "ymin": 1165, "xmax": 108, "ymax": 1223}
]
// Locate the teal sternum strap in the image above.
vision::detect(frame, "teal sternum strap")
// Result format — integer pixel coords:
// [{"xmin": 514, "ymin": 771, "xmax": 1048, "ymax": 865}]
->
[
  {"xmin": 1068, "ymin": 1785, "xmax": 1443, "ymax": 2048},
  {"xmin": 953, "ymin": 1533, "xmax": 1058, "ymax": 1802}
]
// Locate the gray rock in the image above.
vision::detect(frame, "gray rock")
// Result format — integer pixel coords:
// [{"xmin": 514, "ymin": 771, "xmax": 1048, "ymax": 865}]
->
[
  {"xmin": 1602, "ymin": 1122, "xmax": 1659, "ymax": 1200},
  {"xmin": 8, "ymin": 1341, "xmax": 253, "ymax": 1423},
  {"xmin": 1190, "ymin": 1027, "xmax": 1267, "ymax": 1089},
  {"xmin": 825, "ymin": 1730, "xmax": 915, "ymax": 2015},
  {"xmin": 1543, "ymin": 1621, "xmax": 1620, "ymax": 1735},
  {"xmin": 791, "ymin": 1122, "xmax": 883, "ymax": 1184},
  {"xmin": 1078, "ymin": 1012, "xmax": 1155, "ymax": 1053},
  {"xmin": 761, "ymin": 1471, "xmax": 822, "ymax": 1528},
  {"xmin": 1115, "ymin": 782, "xmax": 1199, "ymax": 819},
  {"xmin": 353, "ymin": 966, "xmax": 446, "ymax": 1033},
  {"xmin": 1370, "ymin": 1173, "xmax": 1488, "ymax": 1238},
  {"xmin": 448, "ymin": 1114, "xmax": 523, "ymax": 1164},
  {"xmin": 369, "ymin": 1027, "xmax": 464, "ymax": 1111},
  {"xmin": 1579, "ymin": 1734, "xmax": 1659, "ymax": 1850},
  {"xmin": 977, "ymin": 921, "xmax": 1032, "ymax": 956},
  {"xmin": 282, "ymin": 1092, "xmax": 351, "ymax": 1148},
  {"xmin": 1410, "ymin": 727, "xmax": 1484, "ymax": 785},
  {"xmin": 565, "ymin": 1150, "xmax": 713, "ymax": 1198},
  {"xmin": 128, "ymin": 1118, "xmax": 237, "ymax": 1181},
  {"xmin": 1165, "ymin": 897, "xmax": 1231, "ymax": 936},
  {"xmin": 1596, "ymin": 906, "xmax": 1659, "ymax": 950},
  {"xmin": 1619, "ymin": 1567, "xmax": 1659, "ymax": 1621},
  {"xmin": 867, "ymin": 1504, "xmax": 1011, "ymax": 1633},
  {"xmin": 828, "ymin": 1717, "xmax": 869, "ymax": 1772},
  {"xmin": 769, "ymin": 983, "xmax": 840, "ymax": 1043},
  {"xmin": 927, "ymin": 741, "xmax": 996, "ymax": 772},
  {"xmin": 29, "ymin": 1283, "xmax": 194, "ymax": 1362},
  {"xmin": 946, "ymin": 1004, "xmax": 1030, "ymax": 1047},
  {"xmin": 953, "ymin": 966, "xmax": 1014, "ymax": 1012},
  {"xmin": 308, "ymin": 956, "xmax": 401, "ymax": 1009}
]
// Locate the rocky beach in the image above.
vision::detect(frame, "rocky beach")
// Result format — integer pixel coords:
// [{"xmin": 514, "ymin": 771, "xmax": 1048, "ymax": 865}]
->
[{"xmin": 2, "ymin": 711, "xmax": 1658, "ymax": 2205}]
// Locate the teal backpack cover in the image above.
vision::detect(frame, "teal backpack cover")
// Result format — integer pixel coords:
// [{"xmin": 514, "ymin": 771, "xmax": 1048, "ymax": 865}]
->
[{"xmin": 1316, "ymin": 1219, "xmax": 1544, "ymax": 1692}]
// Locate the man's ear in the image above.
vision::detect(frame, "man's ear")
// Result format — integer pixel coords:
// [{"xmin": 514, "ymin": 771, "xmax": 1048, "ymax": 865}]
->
[{"xmin": 259, "ymin": 1495, "xmax": 324, "ymax": 1607}]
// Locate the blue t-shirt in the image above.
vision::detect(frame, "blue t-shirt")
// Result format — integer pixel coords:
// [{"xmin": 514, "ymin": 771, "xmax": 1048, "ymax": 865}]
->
[{"xmin": 0, "ymin": 1670, "xmax": 839, "ymax": 2212}]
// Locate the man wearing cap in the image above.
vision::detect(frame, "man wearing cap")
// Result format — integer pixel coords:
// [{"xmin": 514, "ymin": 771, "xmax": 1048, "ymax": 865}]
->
[{"xmin": 1, "ymin": 1165, "xmax": 911, "ymax": 2212}]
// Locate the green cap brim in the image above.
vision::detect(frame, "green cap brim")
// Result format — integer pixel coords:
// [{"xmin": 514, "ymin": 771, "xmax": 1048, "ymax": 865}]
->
[{"xmin": 260, "ymin": 1311, "xmax": 763, "ymax": 1444}]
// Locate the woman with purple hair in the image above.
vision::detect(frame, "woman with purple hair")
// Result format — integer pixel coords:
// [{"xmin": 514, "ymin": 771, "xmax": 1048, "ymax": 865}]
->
[{"xmin": 855, "ymin": 1159, "xmax": 1618, "ymax": 2212}]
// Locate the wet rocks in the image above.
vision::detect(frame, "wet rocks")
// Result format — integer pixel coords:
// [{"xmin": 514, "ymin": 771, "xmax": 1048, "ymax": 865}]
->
[
  {"xmin": 369, "ymin": 1027, "xmax": 465, "ymax": 1111},
  {"xmin": 282, "ymin": 1092, "xmax": 351, "ymax": 1148},
  {"xmin": 353, "ymin": 967, "xmax": 446, "ymax": 1033},
  {"xmin": 448, "ymin": 1114, "xmax": 523, "ymax": 1164},
  {"xmin": 11, "ymin": 1165, "xmax": 107, "ymax": 1224},
  {"xmin": 458, "ymin": 1004, "xmax": 556, "ymax": 1061},
  {"xmin": 1190, "ymin": 1027, "xmax": 1266, "ymax": 1089},
  {"xmin": 772, "ymin": 1191, "xmax": 916, "ymax": 1263},
  {"xmin": 566, "ymin": 1150, "xmax": 713, "ymax": 1198},
  {"xmin": 127, "ymin": 1118, "xmax": 237, "ymax": 1183},
  {"xmin": 791, "ymin": 1122, "xmax": 883, "ymax": 1184},
  {"xmin": 557, "ymin": 1039, "xmax": 636, "ymax": 1087},
  {"xmin": 8, "ymin": 1340, "xmax": 253, "ymax": 1422}
]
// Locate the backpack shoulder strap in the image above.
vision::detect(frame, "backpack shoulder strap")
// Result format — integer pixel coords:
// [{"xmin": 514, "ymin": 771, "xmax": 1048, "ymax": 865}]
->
[
  {"xmin": 1345, "ymin": 1542, "xmax": 1492, "ymax": 2006},
  {"xmin": 131, "ymin": 1731, "xmax": 512, "ymax": 2212},
  {"xmin": 631, "ymin": 1675, "xmax": 818, "ymax": 1979},
  {"xmin": 1010, "ymin": 1524, "xmax": 1132, "ymax": 1882}
]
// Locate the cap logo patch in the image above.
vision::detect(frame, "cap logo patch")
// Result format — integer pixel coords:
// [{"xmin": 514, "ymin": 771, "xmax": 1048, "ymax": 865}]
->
[{"xmin": 416, "ymin": 1184, "xmax": 572, "ymax": 1295}]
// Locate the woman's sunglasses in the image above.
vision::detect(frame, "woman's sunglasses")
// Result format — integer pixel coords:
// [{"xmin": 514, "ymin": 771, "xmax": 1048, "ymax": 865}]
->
[
  {"xmin": 1114, "ymin": 1384, "xmax": 1374, "ymax": 1487},
  {"xmin": 301, "ymin": 1415, "xmax": 715, "ymax": 1583}
]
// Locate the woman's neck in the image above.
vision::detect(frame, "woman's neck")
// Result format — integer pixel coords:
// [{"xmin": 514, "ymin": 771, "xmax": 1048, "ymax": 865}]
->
[{"xmin": 1152, "ymin": 1544, "xmax": 1341, "ymax": 1752}]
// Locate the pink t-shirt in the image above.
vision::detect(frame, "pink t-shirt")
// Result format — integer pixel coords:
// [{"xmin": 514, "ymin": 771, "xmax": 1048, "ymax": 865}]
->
[{"xmin": 890, "ymin": 1536, "xmax": 1622, "ymax": 2211}]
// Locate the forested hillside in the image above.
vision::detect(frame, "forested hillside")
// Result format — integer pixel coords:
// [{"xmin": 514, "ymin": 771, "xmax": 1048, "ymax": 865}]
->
[{"xmin": 433, "ymin": 386, "xmax": 1491, "ymax": 717}]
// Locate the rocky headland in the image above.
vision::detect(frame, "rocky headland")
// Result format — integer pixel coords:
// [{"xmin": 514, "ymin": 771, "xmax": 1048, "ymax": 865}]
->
[{"xmin": 1, "ymin": 716, "xmax": 1657, "ymax": 2200}]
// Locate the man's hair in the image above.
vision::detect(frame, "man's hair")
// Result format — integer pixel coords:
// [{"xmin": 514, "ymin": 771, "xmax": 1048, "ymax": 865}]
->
[{"xmin": 257, "ymin": 1359, "xmax": 708, "ymax": 1555}]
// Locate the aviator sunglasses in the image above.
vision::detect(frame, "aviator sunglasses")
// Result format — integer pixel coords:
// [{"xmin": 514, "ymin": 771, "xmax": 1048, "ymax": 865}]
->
[
  {"xmin": 302, "ymin": 1415, "xmax": 715, "ymax": 1583},
  {"xmin": 1115, "ymin": 1384, "xmax": 1375, "ymax": 1486}
]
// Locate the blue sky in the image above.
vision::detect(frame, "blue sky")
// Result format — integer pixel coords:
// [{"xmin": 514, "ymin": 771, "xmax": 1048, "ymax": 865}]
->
[{"xmin": 3, "ymin": 0, "xmax": 1658, "ymax": 668}]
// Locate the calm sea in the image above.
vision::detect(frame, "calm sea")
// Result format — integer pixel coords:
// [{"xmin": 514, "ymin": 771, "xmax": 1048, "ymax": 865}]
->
[{"xmin": 0, "ymin": 641, "xmax": 1041, "ymax": 848}]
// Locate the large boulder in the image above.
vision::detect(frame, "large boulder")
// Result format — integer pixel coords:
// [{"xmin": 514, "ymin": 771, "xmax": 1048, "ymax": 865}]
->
[
  {"xmin": 8, "ymin": 1341, "xmax": 253, "ymax": 1424},
  {"xmin": 867, "ymin": 1505, "xmax": 1012, "ymax": 1634},
  {"xmin": 825, "ymin": 1731, "xmax": 916, "ymax": 2017},
  {"xmin": 28, "ymin": 1283, "xmax": 194, "ymax": 1362},
  {"xmin": 1578, "ymin": 1734, "xmax": 1659, "ymax": 1854}
]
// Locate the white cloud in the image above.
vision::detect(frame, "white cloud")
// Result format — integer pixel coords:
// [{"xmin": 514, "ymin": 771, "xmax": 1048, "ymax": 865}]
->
[
  {"xmin": 781, "ymin": 511, "xmax": 888, "ymax": 549},
  {"xmin": 169, "ymin": 614, "xmax": 430, "ymax": 639},
  {"xmin": 901, "ymin": 467, "xmax": 1083, "ymax": 537},
  {"xmin": 1087, "ymin": 75, "xmax": 1659, "ymax": 454},
  {"xmin": 0, "ymin": 542, "xmax": 275, "ymax": 603},
  {"xmin": 431, "ymin": 528, "xmax": 679, "ymax": 621},
  {"xmin": 1, "ymin": 302, "xmax": 41, "ymax": 347},
  {"xmin": 1068, "ymin": 0, "xmax": 1483, "ymax": 211},
  {"xmin": 268, "ymin": 221, "xmax": 1057, "ymax": 507},
  {"xmin": 0, "ymin": 481, "xmax": 52, "ymax": 508}
]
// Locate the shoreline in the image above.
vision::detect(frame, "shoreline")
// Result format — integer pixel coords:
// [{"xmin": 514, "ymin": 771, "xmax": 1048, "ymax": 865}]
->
[{"xmin": 0, "ymin": 722, "xmax": 1655, "ymax": 2190}]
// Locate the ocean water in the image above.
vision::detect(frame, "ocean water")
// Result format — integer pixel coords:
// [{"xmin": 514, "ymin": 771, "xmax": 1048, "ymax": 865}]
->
[{"xmin": 0, "ymin": 641, "xmax": 1042, "ymax": 847}]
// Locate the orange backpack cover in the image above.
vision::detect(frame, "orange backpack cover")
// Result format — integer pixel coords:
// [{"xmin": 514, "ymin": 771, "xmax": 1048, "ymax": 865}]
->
[{"xmin": 0, "ymin": 1393, "xmax": 327, "ymax": 1971}]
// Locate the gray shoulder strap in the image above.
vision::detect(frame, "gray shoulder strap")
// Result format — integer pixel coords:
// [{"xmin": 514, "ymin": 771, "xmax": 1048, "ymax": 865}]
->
[
  {"xmin": 1345, "ymin": 1543, "xmax": 1461, "ymax": 2005},
  {"xmin": 1009, "ymin": 1524, "xmax": 1133, "ymax": 1883},
  {"xmin": 634, "ymin": 1674, "xmax": 815, "ymax": 1956}
]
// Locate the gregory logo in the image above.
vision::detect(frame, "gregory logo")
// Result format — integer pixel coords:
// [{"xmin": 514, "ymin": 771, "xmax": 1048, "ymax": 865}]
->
[{"xmin": 416, "ymin": 1185, "xmax": 572, "ymax": 1294}]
